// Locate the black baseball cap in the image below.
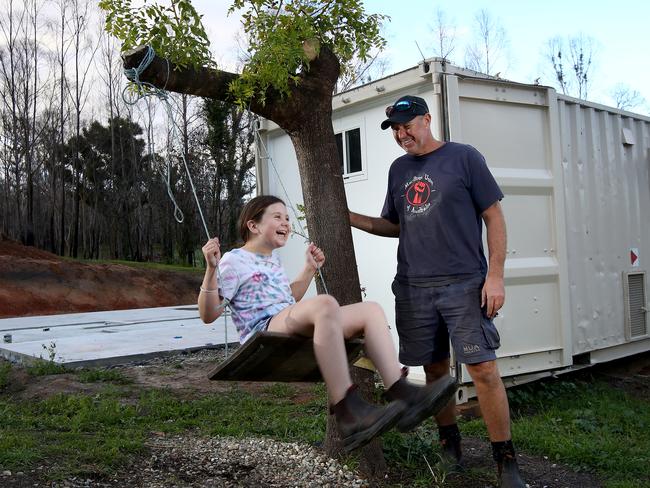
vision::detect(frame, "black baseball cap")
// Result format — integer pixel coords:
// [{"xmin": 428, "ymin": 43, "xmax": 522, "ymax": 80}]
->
[{"xmin": 381, "ymin": 95, "xmax": 429, "ymax": 130}]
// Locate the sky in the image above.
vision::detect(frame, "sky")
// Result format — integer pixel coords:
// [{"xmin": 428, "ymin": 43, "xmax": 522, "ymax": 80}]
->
[{"xmin": 196, "ymin": 0, "xmax": 650, "ymax": 113}]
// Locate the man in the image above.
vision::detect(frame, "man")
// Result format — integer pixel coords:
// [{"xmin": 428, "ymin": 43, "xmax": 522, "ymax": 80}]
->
[{"xmin": 349, "ymin": 95, "xmax": 525, "ymax": 487}]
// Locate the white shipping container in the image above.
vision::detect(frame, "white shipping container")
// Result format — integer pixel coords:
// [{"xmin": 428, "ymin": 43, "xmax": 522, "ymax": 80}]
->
[{"xmin": 255, "ymin": 59, "xmax": 650, "ymax": 402}]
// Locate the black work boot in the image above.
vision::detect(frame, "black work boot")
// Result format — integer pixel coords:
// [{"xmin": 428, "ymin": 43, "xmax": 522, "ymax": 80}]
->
[
  {"xmin": 384, "ymin": 375, "xmax": 458, "ymax": 432},
  {"xmin": 493, "ymin": 440, "xmax": 526, "ymax": 488},
  {"xmin": 438, "ymin": 424, "xmax": 463, "ymax": 472},
  {"xmin": 331, "ymin": 385, "xmax": 406, "ymax": 452}
]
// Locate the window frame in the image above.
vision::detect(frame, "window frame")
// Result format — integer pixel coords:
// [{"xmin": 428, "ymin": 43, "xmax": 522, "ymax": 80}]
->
[{"xmin": 334, "ymin": 123, "xmax": 367, "ymax": 183}]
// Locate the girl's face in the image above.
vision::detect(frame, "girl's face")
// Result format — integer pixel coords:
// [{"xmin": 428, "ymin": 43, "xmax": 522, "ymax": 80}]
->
[{"xmin": 248, "ymin": 202, "xmax": 291, "ymax": 249}]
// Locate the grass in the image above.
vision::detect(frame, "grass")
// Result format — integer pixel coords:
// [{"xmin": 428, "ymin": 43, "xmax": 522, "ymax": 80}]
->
[
  {"xmin": 71, "ymin": 257, "xmax": 204, "ymax": 275},
  {"xmin": 25, "ymin": 360, "xmax": 68, "ymax": 376},
  {"xmin": 75, "ymin": 368, "xmax": 133, "ymax": 384},
  {"xmin": 0, "ymin": 379, "xmax": 327, "ymax": 480},
  {"xmin": 461, "ymin": 376, "xmax": 650, "ymax": 488},
  {"xmin": 1, "ymin": 361, "xmax": 649, "ymax": 487},
  {"xmin": 0, "ymin": 361, "xmax": 11, "ymax": 389}
]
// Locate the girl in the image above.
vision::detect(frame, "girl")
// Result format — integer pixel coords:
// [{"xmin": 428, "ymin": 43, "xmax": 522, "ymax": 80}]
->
[{"xmin": 199, "ymin": 195, "xmax": 457, "ymax": 452}]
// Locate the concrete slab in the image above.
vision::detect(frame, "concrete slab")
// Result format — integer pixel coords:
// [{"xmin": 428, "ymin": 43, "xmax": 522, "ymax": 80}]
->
[{"xmin": 0, "ymin": 306, "xmax": 238, "ymax": 367}]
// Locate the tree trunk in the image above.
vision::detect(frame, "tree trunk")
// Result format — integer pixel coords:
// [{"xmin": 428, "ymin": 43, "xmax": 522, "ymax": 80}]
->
[{"xmin": 289, "ymin": 116, "xmax": 387, "ymax": 476}]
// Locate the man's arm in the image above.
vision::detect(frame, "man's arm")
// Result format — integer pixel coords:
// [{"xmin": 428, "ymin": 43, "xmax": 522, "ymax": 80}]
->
[
  {"xmin": 481, "ymin": 201, "xmax": 507, "ymax": 318},
  {"xmin": 349, "ymin": 211, "xmax": 400, "ymax": 237}
]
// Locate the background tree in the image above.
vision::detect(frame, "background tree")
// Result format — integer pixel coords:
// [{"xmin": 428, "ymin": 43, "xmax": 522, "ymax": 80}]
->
[
  {"xmin": 545, "ymin": 34, "xmax": 595, "ymax": 100},
  {"xmin": 546, "ymin": 36, "xmax": 568, "ymax": 95},
  {"xmin": 100, "ymin": 0, "xmax": 390, "ymax": 475},
  {"xmin": 429, "ymin": 7, "xmax": 457, "ymax": 63},
  {"xmin": 201, "ymin": 98, "xmax": 256, "ymax": 250},
  {"xmin": 464, "ymin": 9, "xmax": 509, "ymax": 76},
  {"xmin": 335, "ymin": 49, "xmax": 389, "ymax": 93},
  {"xmin": 67, "ymin": 0, "xmax": 100, "ymax": 257},
  {"xmin": 50, "ymin": 0, "xmax": 73, "ymax": 255},
  {"xmin": 610, "ymin": 83, "xmax": 647, "ymax": 112}
]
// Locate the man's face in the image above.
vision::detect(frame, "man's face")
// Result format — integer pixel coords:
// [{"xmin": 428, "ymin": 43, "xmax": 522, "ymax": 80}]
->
[{"xmin": 391, "ymin": 114, "xmax": 432, "ymax": 156}]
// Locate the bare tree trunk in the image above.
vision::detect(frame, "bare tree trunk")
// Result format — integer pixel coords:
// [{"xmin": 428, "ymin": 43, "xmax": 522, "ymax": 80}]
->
[
  {"xmin": 67, "ymin": 0, "xmax": 98, "ymax": 258},
  {"xmin": 0, "ymin": 0, "xmax": 24, "ymax": 241},
  {"xmin": 55, "ymin": 0, "xmax": 69, "ymax": 256},
  {"xmin": 24, "ymin": 0, "xmax": 43, "ymax": 246},
  {"xmin": 69, "ymin": 5, "xmax": 81, "ymax": 258}
]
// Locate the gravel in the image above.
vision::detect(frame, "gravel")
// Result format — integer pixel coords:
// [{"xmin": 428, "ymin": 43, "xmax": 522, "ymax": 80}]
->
[{"xmin": 37, "ymin": 435, "xmax": 369, "ymax": 488}]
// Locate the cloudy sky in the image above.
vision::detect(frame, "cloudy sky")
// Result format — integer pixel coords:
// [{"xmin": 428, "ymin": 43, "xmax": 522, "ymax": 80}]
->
[{"xmin": 194, "ymin": 0, "xmax": 650, "ymax": 112}]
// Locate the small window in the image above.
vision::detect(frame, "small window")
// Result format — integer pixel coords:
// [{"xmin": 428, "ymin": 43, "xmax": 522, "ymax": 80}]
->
[{"xmin": 335, "ymin": 127, "xmax": 363, "ymax": 177}]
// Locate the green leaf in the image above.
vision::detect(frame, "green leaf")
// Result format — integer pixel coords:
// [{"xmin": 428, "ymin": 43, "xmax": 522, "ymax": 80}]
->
[{"xmin": 100, "ymin": 0, "xmax": 387, "ymax": 106}]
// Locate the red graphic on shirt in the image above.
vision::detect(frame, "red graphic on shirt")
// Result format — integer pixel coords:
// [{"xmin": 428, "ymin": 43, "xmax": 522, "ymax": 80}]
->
[{"xmin": 406, "ymin": 180, "xmax": 431, "ymax": 206}]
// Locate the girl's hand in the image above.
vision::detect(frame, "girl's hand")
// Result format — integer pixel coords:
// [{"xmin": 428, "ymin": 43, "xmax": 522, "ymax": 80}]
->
[
  {"xmin": 305, "ymin": 242, "xmax": 325, "ymax": 270},
  {"xmin": 202, "ymin": 238, "xmax": 221, "ymax": 269}
]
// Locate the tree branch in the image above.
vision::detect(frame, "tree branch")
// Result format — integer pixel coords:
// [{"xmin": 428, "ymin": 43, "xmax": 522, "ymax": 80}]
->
[{"xmin": 121, "ymin": 44, "xmax": 340, "ymax": 132}]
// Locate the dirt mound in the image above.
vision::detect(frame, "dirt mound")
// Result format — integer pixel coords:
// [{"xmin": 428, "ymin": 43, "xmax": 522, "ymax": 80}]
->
[
  {"xmin": 0, "ymin": 237, "xmax": 61, "ymax": 260},
  {"xmin": 0, "ymin": 237, "xmax": 202, "ymax": 318}
]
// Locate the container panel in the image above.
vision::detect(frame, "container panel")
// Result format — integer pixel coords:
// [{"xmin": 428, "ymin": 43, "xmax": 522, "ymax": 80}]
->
[
  {"xmin": 449, "ymin": 76, "xmax": 572, "ymax": 376},
  {"xmin": 499, "ymin": 193, "xmax": 556, "ymax": 260},
  {"xmin": 458, "ymin": 97, "xmax": 549, "ymax": 171},
  {"xmin": 558, "ymin": 99, "xmax": 650, "ymax": 353}
]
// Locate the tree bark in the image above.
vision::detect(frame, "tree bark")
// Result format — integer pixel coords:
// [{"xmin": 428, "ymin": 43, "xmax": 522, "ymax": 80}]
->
[{"xmin": 122, "ymin": 45, "xmax": 387, "ymax": 477}]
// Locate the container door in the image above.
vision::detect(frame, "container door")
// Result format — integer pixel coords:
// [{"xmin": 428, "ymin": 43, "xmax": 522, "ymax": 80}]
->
[{"xmin": 443, "ymin": 74, "xmax": 572, "ymax": 381}]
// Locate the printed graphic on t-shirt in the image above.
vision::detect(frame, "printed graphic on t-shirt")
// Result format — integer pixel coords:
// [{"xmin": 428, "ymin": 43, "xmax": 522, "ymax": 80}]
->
[{"xmin": 403, "ymin": 174, "xmax": 440, "ymax": 216}]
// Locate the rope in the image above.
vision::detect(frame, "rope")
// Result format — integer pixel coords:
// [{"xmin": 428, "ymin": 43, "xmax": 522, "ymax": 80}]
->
[
  {"xmin": 123, "ymin": 47, "xmax": 210, "ymax": 238},
  {"xmin": 253, "ymin": 123, "xmax": 329, "ymax": 295},
  {"xmin": 123, "ymin": 46, "xmax": 230, "ymax": 356}
]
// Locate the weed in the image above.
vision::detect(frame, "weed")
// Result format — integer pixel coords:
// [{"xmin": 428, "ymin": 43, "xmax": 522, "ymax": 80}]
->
[
  {"xmin": 25, "ymin": 342, "xmax": 67, "ymax": 376},
  {"xmin": 42, "ymin": 341, "xmax": 58, "ymax": 362},
  {"xmin": 26, "ymin": 360, "xmax": 67, "ymax": 376},
  {"xmin": 423, "ymin": 453, "xmax": 448, "ymax": 488},
  {"xmin": 0, "ymin": 361, "xmax": 11, "ymax": 390},
  {"xmin": 262, "ymin": 383, "xmax": 297, "ymax": 399},
  {"xmin": 382, "ymin": 429, "xmax": 458, "ymax": 487},
  {"xmin": 384, "ymin": 427, "xmax": 438, "ymax": 467},
  {"xmin": 76, "ymin": 368, "xmax": 132, "ymax": 384}
]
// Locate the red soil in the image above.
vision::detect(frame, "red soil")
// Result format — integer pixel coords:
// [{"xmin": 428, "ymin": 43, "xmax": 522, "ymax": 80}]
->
[{"xmin": 0, "ymin": 237, "xmax": 202, "ymax": 318}]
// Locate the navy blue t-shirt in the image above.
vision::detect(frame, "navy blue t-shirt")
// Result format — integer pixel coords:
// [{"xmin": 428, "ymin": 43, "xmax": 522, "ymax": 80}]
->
[{"xmin": 381, "ymin": 142, "xmax": 503, "ymax": 281}]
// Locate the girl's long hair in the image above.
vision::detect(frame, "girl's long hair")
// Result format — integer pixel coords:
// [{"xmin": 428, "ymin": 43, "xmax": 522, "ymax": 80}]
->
[{"xmin": 238, "ymin": 195, "xmax": 285, "ymax": 243}]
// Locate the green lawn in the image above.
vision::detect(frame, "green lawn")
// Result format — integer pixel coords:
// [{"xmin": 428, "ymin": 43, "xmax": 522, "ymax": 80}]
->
[
  {"xmin": 462, "ymin": 377, "xmax": 650, "ymax": 488},
  {"xmin": 0, "ymin": 372, "xmax": 327, "ymax": 480},
  {"xmin": 1, "ymin": 362, "xmax": 648, "ymax": 487}
]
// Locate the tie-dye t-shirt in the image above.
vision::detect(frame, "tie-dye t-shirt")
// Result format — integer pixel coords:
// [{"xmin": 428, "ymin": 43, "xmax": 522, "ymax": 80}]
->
[{"xmin": 218, "ymin": 248, "xmax": 296, "ymax": 343}]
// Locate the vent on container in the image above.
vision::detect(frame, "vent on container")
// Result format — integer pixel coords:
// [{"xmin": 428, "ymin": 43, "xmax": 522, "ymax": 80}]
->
[{"xmin": 624, "ymin": 272, "xmax": 648, "ymax": 339}]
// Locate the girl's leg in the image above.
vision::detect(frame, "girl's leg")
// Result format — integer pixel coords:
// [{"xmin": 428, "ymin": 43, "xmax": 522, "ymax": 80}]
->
[
  {"xmin": 268, "ymin": 295, "xmax": 352, "ymax": 403},
  {"xmin": 268, "ymin": 297, "xmax": 418, "ymax": 453},
  {"xmin": 338, "ymin": 302, "xmax": 402, "ymax": 389},
  {"xmin": 340, "ymin": 302, "xmax": 459, "ymax": 434}
]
